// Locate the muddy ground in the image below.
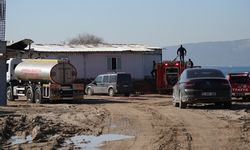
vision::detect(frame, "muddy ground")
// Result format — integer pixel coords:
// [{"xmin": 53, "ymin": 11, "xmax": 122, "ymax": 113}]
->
[{"xmin": 0, "ymin": 95, "xmax": 250, "ymax": 150}]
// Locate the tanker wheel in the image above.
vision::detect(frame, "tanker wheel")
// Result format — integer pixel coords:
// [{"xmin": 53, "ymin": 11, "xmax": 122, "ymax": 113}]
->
[
  {"xmin": 7, "ymin": 86, "xmax": 14, "ymax": 101},
  {"xmin": 26, "ymin": 87, "xmax": 34, "ymax": 103},
  {"xmin": 108, "ymin": 88, "xmax": 115, "ymax": 97},
  {"xmin": 35, "ymin": 87, "xmax": 44, "ymax": 104}
]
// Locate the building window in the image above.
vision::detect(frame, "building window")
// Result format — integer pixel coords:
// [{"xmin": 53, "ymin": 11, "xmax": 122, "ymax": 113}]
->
[{"xmin": 107, "ymin": 57, "xmax": 121, "ymax": 70}]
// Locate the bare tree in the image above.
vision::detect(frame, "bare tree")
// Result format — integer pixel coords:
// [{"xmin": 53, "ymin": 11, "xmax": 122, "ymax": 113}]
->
[{"xmin": 68, "ymin": 33, "xmax": 104, "ymax": 45}]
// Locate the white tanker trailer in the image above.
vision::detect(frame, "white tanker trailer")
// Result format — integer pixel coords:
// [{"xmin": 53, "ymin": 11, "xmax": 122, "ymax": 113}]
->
[{"xmin": 6, "ymin": 58, "xmax": 84, "ymax": 103}]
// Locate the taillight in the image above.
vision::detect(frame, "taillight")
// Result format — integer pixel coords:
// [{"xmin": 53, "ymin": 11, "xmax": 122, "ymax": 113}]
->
[
  {"xmin": 175, "ymin": 63, "xmax": 179, "ymax": 66},
  {"xmin": 184, "ymin": 81, "xmax": 195, "ymax": 88},
  {"xmin": 165, "ymin": 63, "xmax": 168, "ymax": 66},
  {"xmin": 221, "ymin": 80, "xmax": 230, "ymax": 86}
]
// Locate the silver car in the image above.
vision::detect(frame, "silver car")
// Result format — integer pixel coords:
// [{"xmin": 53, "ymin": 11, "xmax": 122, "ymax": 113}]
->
[
  {"xmin": 173, "ymin": 68, "xmax": 232, "ymax": 109},
  {"xmin": 85, "ymin": 73, "xmax": 132, "ymax": 96}
]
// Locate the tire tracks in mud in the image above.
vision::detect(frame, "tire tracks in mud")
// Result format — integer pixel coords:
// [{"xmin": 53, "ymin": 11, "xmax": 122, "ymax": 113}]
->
[
  {"xmin": 134, "ymin": 103, "xmax": 193, "ymax": 150},
  {"xmin": 199, "ymin": 108, "xmax": 250, "ymax": 149},
  {"xmin": 2, "ymin": 95, "xmax": 250, "ymax": 149},
  {"xmin": 135, "ymin": 100, "xmax": 247, "ymax": 150},
  {"xmin": 155, "ymin": 103, "xmax": 247, "ymax": 150},
  {"xmin": 144, "ymin": 99, "xmax": 250, "ymax": 150},
  {"xmin": 102, "ymin": 96, "xmax": 194, "ymax": 150}
]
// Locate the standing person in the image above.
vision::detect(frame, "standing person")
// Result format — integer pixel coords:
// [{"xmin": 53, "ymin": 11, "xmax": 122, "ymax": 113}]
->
[
  {"xmin": 177, "ymin": 45, "xmax": 187, "ymax": 62},
  {"xmin": 187, "ymin": 58, "xmax": 194, "ymax": 68},
  {"xmin": 151, "ymin": 60, "xmax": 156, "ymax": 78}
]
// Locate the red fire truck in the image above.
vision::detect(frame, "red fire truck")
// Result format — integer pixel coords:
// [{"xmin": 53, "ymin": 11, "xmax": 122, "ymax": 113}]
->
[
  {"xmin": 226, "ymin": 72, "xmax": 250, "ymax": 100},
  {"xmin": 156, "ymin": 60, "xmax": 186, "ymax": 94}
]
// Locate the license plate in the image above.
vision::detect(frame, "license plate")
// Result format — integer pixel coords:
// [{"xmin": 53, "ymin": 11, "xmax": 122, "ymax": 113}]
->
[
  {"xmin": 235, "ymin": 93, "xmax": 245, "ymax": 96},
  {"xmin": 201, "ymin": 92, "xmax": 216, "ymax": 96},
  {"xmin": 123, "ymin": 85, "xmax": 128, "ymax": 87}
]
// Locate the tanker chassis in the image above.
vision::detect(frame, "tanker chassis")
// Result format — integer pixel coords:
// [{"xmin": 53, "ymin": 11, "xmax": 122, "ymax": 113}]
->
[{"xmin": 6, "ymin": 58, "xmax": 84, "ymax": 104}]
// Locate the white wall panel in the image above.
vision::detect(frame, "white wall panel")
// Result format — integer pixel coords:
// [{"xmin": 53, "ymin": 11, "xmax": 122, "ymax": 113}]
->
[{"xmin": 37, "ymin": 52, "xmax": 161, "ymax": 80}]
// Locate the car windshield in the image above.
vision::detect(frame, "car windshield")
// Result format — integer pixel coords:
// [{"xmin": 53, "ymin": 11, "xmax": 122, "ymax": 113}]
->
[
  {"xmin": 230, "ymin": 76, "xmax": 249, "ymax": 84},
  {"xmin": 166, "ymin": 68, "xmax": 179, "ymax": 74},
  {"xmin": 187, "ymin": 69, "xmax": 225, "ymax": 78}
]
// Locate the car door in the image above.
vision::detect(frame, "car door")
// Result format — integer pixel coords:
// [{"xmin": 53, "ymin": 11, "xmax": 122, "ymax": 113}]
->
[
  {"xmin": 176, "ymin": 70, "xmax": 187, "ymax": 101},
  {"xmin": 93, "ymin": 75, "xmax": 103, "ymax": 94},
  {"xmin": 101, "ymin": 75, "xmax": 110, "ymax": 94}
]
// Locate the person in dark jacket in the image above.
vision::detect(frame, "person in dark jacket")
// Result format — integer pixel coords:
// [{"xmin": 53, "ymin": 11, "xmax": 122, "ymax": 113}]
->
[
  {"xmin": 187, "ymin": 58, "xmax": 194, "ymax": 68},
  {"xmin": 177, "ymin": 45, "xmax": 187, "ymax": 62},
  {"xmin": 151, "ymin": 60, "xmax": 156, "ymax": 78}
]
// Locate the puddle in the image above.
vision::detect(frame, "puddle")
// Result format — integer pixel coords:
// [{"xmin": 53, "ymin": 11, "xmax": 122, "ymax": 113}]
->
[
  {"xmin": 65, "ymin": 134, "xmax": 134, "ymax": 149},
  {"xmin": 9, "ymin": 133, "xmax": 134, "ymax": 149},
  {"xmin": 10, "ymin": 135, "xmax": 33, "ymax": 145}
]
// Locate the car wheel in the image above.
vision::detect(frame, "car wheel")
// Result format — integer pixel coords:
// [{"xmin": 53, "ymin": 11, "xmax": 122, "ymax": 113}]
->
[
  {"xmin": 87, "ymin": 88, "xmax": 93, "ymax": 96},
  {"xmin": 224, "ymin": 101, "xmax": 232, "ymax": 109},
  {"xmin": 124, "ymin": 93, "xmax": 130, "ymax": 97},
  {"xmin": 172, "ymin": 96, "xmax": 179, "ymax": 107},
  {"xmin": 26, "ymin": 87, "xmax": 34, "ymax": 103},
  {"xmin": 108, "ymin": 88, "xmax": 115, "ymax": 97},
  {"xmin": 173, "ymin": 101, "xmax": 179, "ymax": 107},
  {"xmin": 215, "ymin": 102, "xmax": 223, "ymax": 108},
  {"xmin": 179, "ymin": 92, "xmax": 187, "ymax": 109}
]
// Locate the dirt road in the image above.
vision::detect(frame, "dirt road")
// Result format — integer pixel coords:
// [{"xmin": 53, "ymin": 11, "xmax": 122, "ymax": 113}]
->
[{"xmin": 0, "ymin": 95, "xmax": 250, "ymax": 149}]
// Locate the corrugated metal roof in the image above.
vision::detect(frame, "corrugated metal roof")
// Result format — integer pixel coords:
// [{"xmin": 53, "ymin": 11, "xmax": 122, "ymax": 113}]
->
[{"xmin": 31, "ymin": 44, "xmax": 161, "ymax": 52}]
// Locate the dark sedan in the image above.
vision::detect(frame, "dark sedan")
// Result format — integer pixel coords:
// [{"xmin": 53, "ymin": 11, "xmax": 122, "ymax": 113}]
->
[{"xmin": 173, "ymin": 68, "xmax": 232, "ymax": 109}]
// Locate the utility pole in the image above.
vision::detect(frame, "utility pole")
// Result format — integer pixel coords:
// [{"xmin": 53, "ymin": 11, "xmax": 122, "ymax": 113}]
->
[
  {"xmin": 0, "ymin": 41, "xmax": 6, "ymax": 105},
  {"xmin": 0, "ymin": 0, "xmax": 5, "ymax": 41},
  {"xmin": 0, "ymin": 0, "xmax": 6, "ymax": 105}
]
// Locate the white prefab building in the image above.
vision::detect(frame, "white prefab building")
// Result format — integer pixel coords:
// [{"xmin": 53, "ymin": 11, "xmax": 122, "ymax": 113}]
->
[{"xmin": 23, "ymin": 44, "xmax": 162, "ymax": 80}]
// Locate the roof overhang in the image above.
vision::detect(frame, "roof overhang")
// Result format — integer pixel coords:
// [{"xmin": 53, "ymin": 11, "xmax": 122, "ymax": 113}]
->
[{"xmin": 6, "ymin": 39, "xmax": 33, "ymax": 59}]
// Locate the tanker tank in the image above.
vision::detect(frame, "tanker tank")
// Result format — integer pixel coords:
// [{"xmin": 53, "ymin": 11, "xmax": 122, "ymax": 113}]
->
[{"xmin": 14, "ymin": 59, "xmax": 77, "ymax": 85}]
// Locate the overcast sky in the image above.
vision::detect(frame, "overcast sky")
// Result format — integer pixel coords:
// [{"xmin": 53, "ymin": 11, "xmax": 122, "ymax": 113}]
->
[{"xmin": 6, "ymin": 0, "xmax": 250, "ymax": 46}]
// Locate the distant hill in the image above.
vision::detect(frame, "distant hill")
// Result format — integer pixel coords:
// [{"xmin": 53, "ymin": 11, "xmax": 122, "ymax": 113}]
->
[{"xmin": 163, "ymin": 39, "xmax": 250, "ymax": 66}]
